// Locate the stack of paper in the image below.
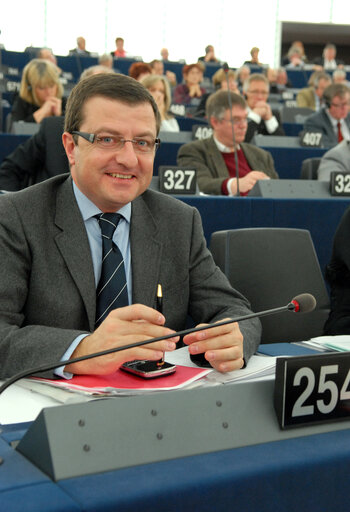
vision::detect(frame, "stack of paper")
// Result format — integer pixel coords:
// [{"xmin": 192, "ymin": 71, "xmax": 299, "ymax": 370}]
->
[
  {"xmin": 23, "ymin": 364, "xmax": 212, "ymax": 398},
  {"xmin": 302, "ymin": 335, "xmax": 350, "ymax": 352}
]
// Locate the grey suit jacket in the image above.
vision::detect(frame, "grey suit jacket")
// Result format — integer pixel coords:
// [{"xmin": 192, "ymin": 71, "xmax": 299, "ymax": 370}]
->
[
  {"xmin": 0, "ymin": 174, "xmax": 261, "ymax": 377},
  {"xmin": 318, "ymin": 140, "xmax": 350, "ymax": 181},
  {"xmin": 177, "ymin": 136, "xmax": 278, "ymax": 195},
  {"xmin": 304, "ymin": 109, "xmax": 350, "ymax": 148}
]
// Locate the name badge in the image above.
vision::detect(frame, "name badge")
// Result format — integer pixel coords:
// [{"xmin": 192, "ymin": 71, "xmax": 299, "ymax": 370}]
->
[
  {"xmin": 158, "ymin": 166, "xmax": 197, "ymax": 195},
  {"xmin": 192, "ymin": 125, "xmax": 213, "ymax": 140},
  {"xmin": 299, "ymin": 130, "xmax": 323, "ymax": 147},
  {"xmin": 330, "ymin": 171, "xmax": 350, "ymax": 196},
  {"xmin": 274, "ymin": 352, "xmax": 350, "ymax": 429}
]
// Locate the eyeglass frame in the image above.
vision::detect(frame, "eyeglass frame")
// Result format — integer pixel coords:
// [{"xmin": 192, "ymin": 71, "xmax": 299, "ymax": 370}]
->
[{"xmin": 71, "ymin": 131, "xmax": 161, "ymax": 153}]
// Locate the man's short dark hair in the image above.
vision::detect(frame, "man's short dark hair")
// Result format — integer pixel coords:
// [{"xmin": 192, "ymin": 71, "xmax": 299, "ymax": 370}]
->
[
  {"xmin": 206, "ymin": 90, "xmax": 246, "ymax": 123},
  {"xmin": 64, "ymin": 73, "xmax": 161, "ymax": 136}
]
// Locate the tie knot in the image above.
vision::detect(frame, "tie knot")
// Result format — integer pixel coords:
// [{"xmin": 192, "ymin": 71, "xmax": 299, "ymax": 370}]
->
[{"xmin": 97, "ymin": 213, "xmax": 122, "ymax": 240}]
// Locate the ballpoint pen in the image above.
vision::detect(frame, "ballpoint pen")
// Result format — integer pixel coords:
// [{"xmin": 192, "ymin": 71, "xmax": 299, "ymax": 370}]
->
[{"xmin": 156, "ymin": 284, "xmax": 165, "ymax": 367}]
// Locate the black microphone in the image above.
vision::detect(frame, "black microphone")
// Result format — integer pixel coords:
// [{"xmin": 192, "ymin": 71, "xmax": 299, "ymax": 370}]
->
[
  {"xmin": 0, "ymin": 293, "xmax": 316, "ymax": 395},
  {"xmin": 223, "ymin": 62, "xmax": 240, "ymax": 196}
]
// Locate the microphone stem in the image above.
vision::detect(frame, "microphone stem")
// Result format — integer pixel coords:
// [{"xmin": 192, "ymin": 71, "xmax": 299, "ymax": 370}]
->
[
  {"xmin": 224, "ymin": 69, "xmax": 240, "ymax": 197},
  {"xmin": 0, "ymin": 303, "xmax": 294, "ymax": 395}
]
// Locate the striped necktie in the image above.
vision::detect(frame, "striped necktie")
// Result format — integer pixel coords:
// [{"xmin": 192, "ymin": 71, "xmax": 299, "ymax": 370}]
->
[{"xmin": 95, "ymin": 213, "xmax": 129, "ymax": 327}]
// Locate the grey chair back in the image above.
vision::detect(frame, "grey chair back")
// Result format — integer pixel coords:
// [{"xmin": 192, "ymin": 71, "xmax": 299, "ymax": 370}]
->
[{"xmin": 210, "ymin": 228, "xmax": 330, "ymax": 343}]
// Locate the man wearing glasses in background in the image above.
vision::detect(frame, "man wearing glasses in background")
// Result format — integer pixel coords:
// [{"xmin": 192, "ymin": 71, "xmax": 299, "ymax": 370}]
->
[
  {"xmin": 304, "ymin": 83, "xmax": 350, "ymax": 148},
  {"xmin": 0, "ymin": 74, "xmax": 261, "ymax": 379},
  {"xmin": 242, "ymin": 73, "xmax": 285, "ymax": 142},
  {"xmin": 177, "ymin": 90, "xmax": 278, "ymax": 196}
]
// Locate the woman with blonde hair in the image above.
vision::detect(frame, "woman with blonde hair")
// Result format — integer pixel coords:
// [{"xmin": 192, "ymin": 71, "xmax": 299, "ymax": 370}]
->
[
  {"xmin": 11, "ymin": 58, "xmax": 64, "ymax": 124},
  {"xmin": 141, "ymin": 74, "xmax": 179, "ymax": 132}
]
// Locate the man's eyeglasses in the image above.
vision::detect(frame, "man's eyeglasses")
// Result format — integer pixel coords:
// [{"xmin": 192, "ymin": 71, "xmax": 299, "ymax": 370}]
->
[
  {"xmin": 247, "ymin": 90, "xmax": 269, "ymax": 96},
  {"xmin": 72, "ymin": 131, "xmax": 161, "ymax": 154},
  {"xmin": 330, "ymin": 102, "xmax": 349, "ymax": 109}
]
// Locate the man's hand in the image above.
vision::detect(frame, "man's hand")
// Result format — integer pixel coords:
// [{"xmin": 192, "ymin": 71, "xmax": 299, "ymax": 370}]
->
[
  {"xmin": 66, "ymin": 304, "xmax": 179, "ymax": 376},
  {"xmin": 230, "ymin": 171, "xmax": 270, "ymax": 195},
  {"xmin": 252, "ymin": 101, "xmax": 272, "ymax": 120},
  {"xmin": 189, "ymin": 84, "xmax": 202, "ymax": 97},
  {"xmin": 183, "ymin": 319, "xmax": 244, "ymax": 373}
]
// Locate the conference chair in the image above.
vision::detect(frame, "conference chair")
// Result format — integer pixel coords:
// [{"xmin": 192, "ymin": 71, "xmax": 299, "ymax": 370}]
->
[
  {"xmin": 300, "ymin": 157, "xmax": 322, "ymax": 180},
  {"xmin": 210, "ymin": 228, "xmax": 330, "ymax": 343}
]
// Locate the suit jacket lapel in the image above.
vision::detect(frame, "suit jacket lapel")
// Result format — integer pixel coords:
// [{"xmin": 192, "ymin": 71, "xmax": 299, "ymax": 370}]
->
[
  {"xmin": 130, "ymin": 194, "xmax": 162, "ymax": 307},
  {"xmin": 54, "ymin": 177, "xmax": 96, "ymax": 330},
  {"xmin": 206, "ymin": 137, "xmax": 229, "ymax": 178}
]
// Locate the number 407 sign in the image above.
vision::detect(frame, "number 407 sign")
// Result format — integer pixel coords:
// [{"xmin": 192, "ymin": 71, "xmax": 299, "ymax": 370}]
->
[{"xmin": 274, "ymin": 352, "xmax": 350, "ymax": 429}]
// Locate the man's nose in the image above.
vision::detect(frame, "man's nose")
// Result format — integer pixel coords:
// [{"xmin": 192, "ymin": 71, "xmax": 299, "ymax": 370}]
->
[{"xmin": 114, "ymin": 141, "xmax": 139, "ymax": 167}]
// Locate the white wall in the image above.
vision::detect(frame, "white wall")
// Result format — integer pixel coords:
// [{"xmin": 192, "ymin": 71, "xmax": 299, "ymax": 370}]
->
[{"xmin": 1, "ymin": 0, "xmax": 349, "ymax": 67}]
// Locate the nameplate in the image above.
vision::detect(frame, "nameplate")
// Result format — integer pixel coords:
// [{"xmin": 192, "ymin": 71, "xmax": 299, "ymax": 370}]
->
[
  {"xmin": 299, "ymin": 130, "xmax": 323, "ymax": 147},
  {"xmin": 330, "ymin": 171, "xmax": 350, "ymax": 196},
  {"xmin": 169, "ymin": 104, "xmax": 186, "ymax": 116},
  {"xmin": 274, "ymin": 352, "xmax": 350, "ymax": 429},
  {"xmin": 158, "ymin": 166, "xmax": 197, "ymax": 195},
  {"xmin": 192, "ymin": 125, "xmax": 213, "ymax": 140}
]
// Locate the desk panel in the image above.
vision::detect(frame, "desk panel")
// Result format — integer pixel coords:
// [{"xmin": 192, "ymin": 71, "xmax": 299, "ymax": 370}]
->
[{"xmin": 179, "ymin": 196, "xmax": 350, "ymax": 274}]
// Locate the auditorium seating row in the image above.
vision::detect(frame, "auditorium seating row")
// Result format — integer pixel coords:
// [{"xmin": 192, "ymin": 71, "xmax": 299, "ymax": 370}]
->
[{"xmin": 2, "ymin": 49, "xmax": 350, "ymax": 92}]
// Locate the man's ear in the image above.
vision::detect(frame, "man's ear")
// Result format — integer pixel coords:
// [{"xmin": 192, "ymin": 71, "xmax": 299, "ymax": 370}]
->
[{"xmin": 62, "ymin": 132, "xmax": 76, "ymax": 166}]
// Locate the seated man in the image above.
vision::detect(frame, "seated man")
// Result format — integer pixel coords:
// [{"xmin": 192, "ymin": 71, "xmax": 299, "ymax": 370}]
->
[
  {"xmin": 297, "ymin": 72, "xmax": 332, "ymax": 111},
  {"xmin": 324, "ymin": 205, "xmax": 350, "ymax": 334},
  {"xmin": 242, "ymin": 73, "xmax": 285, "ymax": 142},
  {"xmin": 317, "ymin": 139, "xmax": 350, "ymax": 181},
  {"xmin": 177, "ymin": 90, "xmax": 278, "ymax": 196},
  {"xmin": 303, "ymin": 83, "xmax": 350, "ymax": 148},
  {"xmin": 0, "ymin": 116, "xmax": 67, "ymax": 191},
  {"xmin": 0, "ymin": 73, "xmax": 261, "ymax": 379}
]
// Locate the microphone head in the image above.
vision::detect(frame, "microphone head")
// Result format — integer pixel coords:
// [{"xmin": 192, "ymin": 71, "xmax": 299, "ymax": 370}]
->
[
  {"xmin": 290, "ymin": 293, "xmax": 317, "ymax": 313},
  {"xmin": 222, "ymin": 62, "xmax": 229, "ymax": 73}
]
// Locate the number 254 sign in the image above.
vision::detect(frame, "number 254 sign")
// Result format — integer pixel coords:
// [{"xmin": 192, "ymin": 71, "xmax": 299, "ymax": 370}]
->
[{"xmin": 274, "ymin": 352, "xmax": 350, "ymax": 429}]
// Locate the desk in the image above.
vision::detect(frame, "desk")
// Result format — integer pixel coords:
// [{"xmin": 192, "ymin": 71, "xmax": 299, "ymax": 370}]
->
[
  {"xmin": 1, "ymin": 381, "xmax": 350, "ymax": 512},
  {"xmin": 179, "ymin": 196, "xmax": 350, "ymax": 275}
]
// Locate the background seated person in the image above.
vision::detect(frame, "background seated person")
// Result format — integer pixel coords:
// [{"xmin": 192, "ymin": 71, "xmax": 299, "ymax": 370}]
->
[
  {"xmin": 11, "ymin": 58, "xmax": 64, "ymax": 124},
  {"xmin": 243, "ymin": 46, "xmax": 262, "ymax": 67},
  {"xmin": 149, "ymin": 59, "xmax": 177, "ymax": 87},
  {"xmin": 198, "ymin": 45, "xmax": 220, "ymax": 63},
  {"xmin": 128, "ymin": 62, "xmax": 152, "ymax": 82},
  {"xmin": 141, "ymin": 74, "xmax": 179, "ymax": 132},
  {"xmin": 285, "ymin": 46, "xmax": 305, "ymax": 68},
  {"xmin": 111, "ymin": 36, "xmax": 126, "ymax": 58},
  {"xmin": 296, "ymin": 71, "xmax": 332, "ymax": 111},
  {"xmin": 243, "ymin": 73, "xmax": 285, "ymax": 142},
  {"xmin": 177, "ymin": 91, "xmax": 278, "ymax": 196},
  {"xmin": 69, "ymin": 36, "xmax": 91, "ymax": 57},
  {"xmin": 324, "ymin": 205, "xmax": 350, "ymax": 334},
  {"xmin": 98, "ymin": 53, "xmax": 114, "ymax": 70},
  {"xmin": 237, "ymin": 65, "xmax": 250, "ymax": 91},
  {"xmin": 313, "ymin": 43, "xmax": 344, "ymax": 71},
  {"xmin": 317, "ymin": 139, "xmax": 350, "ymax": 181},
  {"xmin": 282, "ymin": 41, "xmax": 307, "ymax": 66},
  {"xmin": 195, "ymin": 67, "xmax": 240, "ymax": 117},
  {"xmin": 173, "ymin": 63, "xmax": 206, "ymax": 105},
  {"xmin": 275, "ymin": 67, "xmax": 293, "ymax": 90},
  {"xmin": 303, "ymin": 83, "xmax": 350, "ymax": 148},
  {"xmin": 333, "ymin": 68, "xmax": 350, "ymax": 87}
]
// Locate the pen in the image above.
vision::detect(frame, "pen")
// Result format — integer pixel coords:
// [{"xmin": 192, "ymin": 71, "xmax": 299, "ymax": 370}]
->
[{"xmin": 156, "ymin": 284, "xmax": 164, "ymax": 367}]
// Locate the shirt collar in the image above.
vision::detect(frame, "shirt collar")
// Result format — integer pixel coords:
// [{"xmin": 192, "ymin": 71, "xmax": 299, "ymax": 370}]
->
[
  {"xmin": 213, "ymin": 135, "xmax": 239, "ymax": 153},
  {"xmin": 72, "ymin": 180, "xmax": 131, "ymax": 223}
]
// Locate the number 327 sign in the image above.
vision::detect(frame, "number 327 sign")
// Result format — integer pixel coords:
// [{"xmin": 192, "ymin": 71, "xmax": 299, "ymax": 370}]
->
[{"xmin": 274, "ymin": 352, "xmax": 350, "ymax": 429}]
